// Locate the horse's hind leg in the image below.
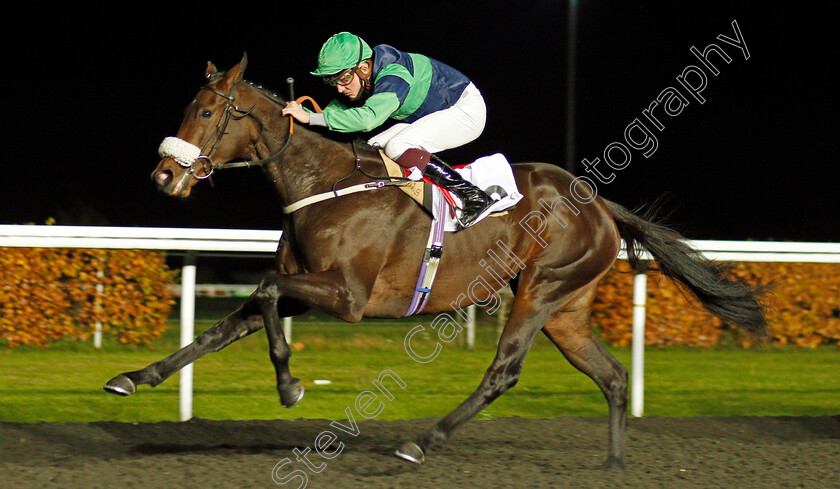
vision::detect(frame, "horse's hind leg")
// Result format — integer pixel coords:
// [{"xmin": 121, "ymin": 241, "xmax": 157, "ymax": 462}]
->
[
  {"xmin": 103, "ymin": 292, "xmax": 297, "ymax": 396},
  {"xmin": 541, "ymin": 286, "xmax": 629, "ymax": 469}
]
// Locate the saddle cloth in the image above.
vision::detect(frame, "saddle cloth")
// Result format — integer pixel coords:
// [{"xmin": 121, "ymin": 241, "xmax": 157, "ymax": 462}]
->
[{"xmin": 380, "ymin": 151, "xmax": 523, "ymax": 231}]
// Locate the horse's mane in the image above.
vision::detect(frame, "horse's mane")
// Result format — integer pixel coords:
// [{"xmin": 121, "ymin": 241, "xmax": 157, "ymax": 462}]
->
[
  {"xmin": 205, "ymin": 71, "xmax": 287, "ymax": 106},
  {"xmin": 205, "ymin": 71, "xmax": 362, "ymax": 145},
  {"xmin": 243, "ymin": 79, "xmax": 287, "ymax": 105}
]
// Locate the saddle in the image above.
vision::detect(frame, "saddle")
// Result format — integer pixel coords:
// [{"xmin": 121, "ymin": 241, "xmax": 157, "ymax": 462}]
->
[
  {"xmin": 376, "ymin": 149, "xmax": 513, "ymax": 221},
  {"xmin": 355, "ymin": 144, "xmax": 522, "ymax": 315},
  {"xmin": 379, "ymin": 150, "xmax": 434, "ymax": 213}
]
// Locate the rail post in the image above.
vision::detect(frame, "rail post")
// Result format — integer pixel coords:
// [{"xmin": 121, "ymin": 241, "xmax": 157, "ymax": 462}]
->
[
  {"xmin": 284, "ymin": 316, "xmax": 293, "ymax": 343},
  {"xmin": 631, "ymin": 271, "xmax": 648, "ymax": 417},
  {"xmin": 179, "ymin": 251, "xmax": 198, "ymax": 421}
]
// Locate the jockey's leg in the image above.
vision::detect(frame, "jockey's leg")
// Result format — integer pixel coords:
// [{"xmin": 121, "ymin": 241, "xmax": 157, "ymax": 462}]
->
[
  {"xmin": 397, "ymin": 149, "xmax": 494, "ymax": 228},
  {"xmin": 373, "ymin": 83, "xmax": 486, "ymax": 160},
  {"xmin": 380, "ymin": 84, "xmax": 492, "ymax": 227},
  {"xmin": 367, "ymin": 123, "xmax": 410, "ymax": 152}
]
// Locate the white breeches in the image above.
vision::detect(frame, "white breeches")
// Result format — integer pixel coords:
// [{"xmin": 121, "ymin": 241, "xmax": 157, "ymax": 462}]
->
[{"xmin": 367, "ymin": 82, "xmax": 487, "ymax": 160}]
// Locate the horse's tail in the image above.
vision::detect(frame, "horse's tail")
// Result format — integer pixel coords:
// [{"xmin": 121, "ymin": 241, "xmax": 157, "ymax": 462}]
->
[{"xmin": 604, "ymin": 199, "xmax": 771, "ymax": 340}]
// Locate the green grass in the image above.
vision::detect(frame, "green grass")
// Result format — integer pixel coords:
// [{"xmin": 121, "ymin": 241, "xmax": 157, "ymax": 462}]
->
[{"xmin": 0, "ymin": 307, "xmax": 838, "ymax": 423}]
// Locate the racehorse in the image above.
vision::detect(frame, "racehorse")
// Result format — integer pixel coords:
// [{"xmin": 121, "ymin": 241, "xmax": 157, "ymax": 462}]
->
[{"xmin": 104, "ymin": 54, "xmax": 769, "ymax": 469}]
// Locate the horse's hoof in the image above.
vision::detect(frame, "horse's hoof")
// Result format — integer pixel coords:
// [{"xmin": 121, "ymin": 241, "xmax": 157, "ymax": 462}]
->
[
  {"xmin": 600, "ymin": 457, "xmax": 625, "ymax": 471},
  {"xmin": 394, "ymin": 441, "xmax": 425, "ymax": 464},
  {"xmin": 280, "ymin": 380, "xmax": 304, "ymax": 408},
  {"xmin": 104, "ymin": 374, "xmax": 136, "ymax": 396}
]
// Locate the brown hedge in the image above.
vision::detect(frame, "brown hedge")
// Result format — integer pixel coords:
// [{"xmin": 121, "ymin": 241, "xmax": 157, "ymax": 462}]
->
[
  {"xmin": 593, "ymin": 261, "xmax": 840, "ymax": 348},
  {"xmin": 0, "ymin": 248, "xmax": 176, "ymax": 348}
]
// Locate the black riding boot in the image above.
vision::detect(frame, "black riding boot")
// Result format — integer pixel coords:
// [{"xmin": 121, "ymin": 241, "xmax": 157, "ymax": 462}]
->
[
  {"xmin": 422, "ymin": 160, "xmax": 495, "ymax": 228},
  {"xmin": 395, "ymin": 148, "xmax": 495, "ymax": 228}
]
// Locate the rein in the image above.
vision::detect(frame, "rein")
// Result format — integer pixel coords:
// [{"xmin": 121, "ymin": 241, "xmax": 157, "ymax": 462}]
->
[
  {"xmin": 211, "ymin": 94, "xmax": 324, "ymax": 172},
  {"xmin": 160, "ymin": 79, "xmax": 410, "ymax": 213},
  {"xmin": 196, "ymin": 82, "xmax": 293, "ymax": 176},
  {"xmin": 159, "ymin": 80, "xmax": 295, "ymax": 180}
]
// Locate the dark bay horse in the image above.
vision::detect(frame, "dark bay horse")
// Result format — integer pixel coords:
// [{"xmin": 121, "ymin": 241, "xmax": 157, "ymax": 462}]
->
[{"xmin": 104, "ymin": 54, "xmax": 768, "ymax": 469}]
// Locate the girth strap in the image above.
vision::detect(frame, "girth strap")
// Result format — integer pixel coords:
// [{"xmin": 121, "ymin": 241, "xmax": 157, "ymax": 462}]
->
[{"xmin": 404, "ymin": 194, "xmax": 448, "ymax": 317}]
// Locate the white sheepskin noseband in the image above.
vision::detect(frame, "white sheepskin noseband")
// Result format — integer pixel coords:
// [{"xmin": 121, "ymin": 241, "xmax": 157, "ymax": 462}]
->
[{"xmin": 158, "ymin": 137, "xmax": 201, "ymax": 167}]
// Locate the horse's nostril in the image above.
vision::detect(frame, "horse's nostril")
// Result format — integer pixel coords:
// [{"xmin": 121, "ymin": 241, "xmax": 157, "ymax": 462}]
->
[{"xmin": 154, "ymin": 170, "xmax": 173, "ymax": 185}]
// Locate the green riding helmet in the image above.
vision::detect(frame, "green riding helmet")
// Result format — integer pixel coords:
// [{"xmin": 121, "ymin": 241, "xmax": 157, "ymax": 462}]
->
[{"xmin": 310, "ymin": 32, "xmax": 373, "ymax": 77}]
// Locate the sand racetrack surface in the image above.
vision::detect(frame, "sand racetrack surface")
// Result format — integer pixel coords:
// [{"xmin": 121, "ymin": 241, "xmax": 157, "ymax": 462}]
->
[{"xmin": 1, "ymin": 416, "xmax": 838, "ymax": 488}]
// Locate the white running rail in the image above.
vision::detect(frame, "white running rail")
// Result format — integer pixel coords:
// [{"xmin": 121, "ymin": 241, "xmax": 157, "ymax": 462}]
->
[
  {"xmin": 2, "ymin": 225, "xmax": 839, "ymax": 421},
  {"xmin": 620, "ymin": 239, "xmax": 840, "ymax": 417},
  {"xmin": 0, "ymin": 225, "xmax": 281, "ymax": 421}
]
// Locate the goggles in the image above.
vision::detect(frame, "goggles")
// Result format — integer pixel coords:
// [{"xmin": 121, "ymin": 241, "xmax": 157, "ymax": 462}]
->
[{"xmin": 323, "ymin": 67, "xmax": 358, "ymax": 86}]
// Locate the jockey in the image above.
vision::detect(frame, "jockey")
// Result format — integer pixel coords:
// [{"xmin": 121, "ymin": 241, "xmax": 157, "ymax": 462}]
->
[{"xmin": 282, "ymin": 32, "xmax": 495, "ymax": 228}]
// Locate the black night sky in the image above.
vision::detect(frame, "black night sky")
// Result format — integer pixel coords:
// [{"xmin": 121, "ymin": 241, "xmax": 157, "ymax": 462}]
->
[{"xmin": 3, "ymin": 1, "xmax": 838, "ymax": 242}]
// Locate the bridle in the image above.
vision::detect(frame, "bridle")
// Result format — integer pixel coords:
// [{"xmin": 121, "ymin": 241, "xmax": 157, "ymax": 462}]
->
[
  {"xmin": 160, "ymin": 80, "xmax": 292, "ymax": 181},
  {"xmin": 159, "ymin": 76, "xmax": 409, "ymax": 213}
]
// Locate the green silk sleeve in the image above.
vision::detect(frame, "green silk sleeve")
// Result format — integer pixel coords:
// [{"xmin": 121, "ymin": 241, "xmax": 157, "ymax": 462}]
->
[{"xmin": 323, "ymin": 92, "xmax": 401, "ymax": 133}]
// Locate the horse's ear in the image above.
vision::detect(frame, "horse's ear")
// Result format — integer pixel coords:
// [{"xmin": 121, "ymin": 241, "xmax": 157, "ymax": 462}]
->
[
  {"xmin": 205, "ymin": 61, "xmax": 218, "ymax": 79},
  {"xmin": 217, "ymin": 53, "xmax": 248, "ymax": 90},
  {"xmin": 229, "ymin": 53, "xmax": 248, "ymax": 82}
]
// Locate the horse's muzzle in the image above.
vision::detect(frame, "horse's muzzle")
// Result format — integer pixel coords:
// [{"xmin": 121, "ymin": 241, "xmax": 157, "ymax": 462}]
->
[{"xmin": 151, "ymin": 163, "xmax": 192, "ymax": 197}]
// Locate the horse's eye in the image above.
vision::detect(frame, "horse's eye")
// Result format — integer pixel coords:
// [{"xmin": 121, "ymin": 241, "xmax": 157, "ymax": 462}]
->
[{"xmin": 199, "ymin": 109, "xmax": 213, "ymax": 119}]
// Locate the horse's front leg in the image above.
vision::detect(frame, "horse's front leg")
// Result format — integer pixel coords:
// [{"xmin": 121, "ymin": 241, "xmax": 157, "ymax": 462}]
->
[
  {"xmin": 104, "ymin": 292, "xmax": 267, "ymax": 395},
  {"xmin": 254, "ymin": 270, "xmax": 370, "ymax": 408},
  {"xmin": 258, "ymin": 295, "xmax": 306, "ymax": 408}
]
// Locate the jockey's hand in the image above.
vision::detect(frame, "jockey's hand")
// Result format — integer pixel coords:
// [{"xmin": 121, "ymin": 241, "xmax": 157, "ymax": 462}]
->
[{"xmin": 282, "ymin": 101, "xmax": 310, "ymax": 124}]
